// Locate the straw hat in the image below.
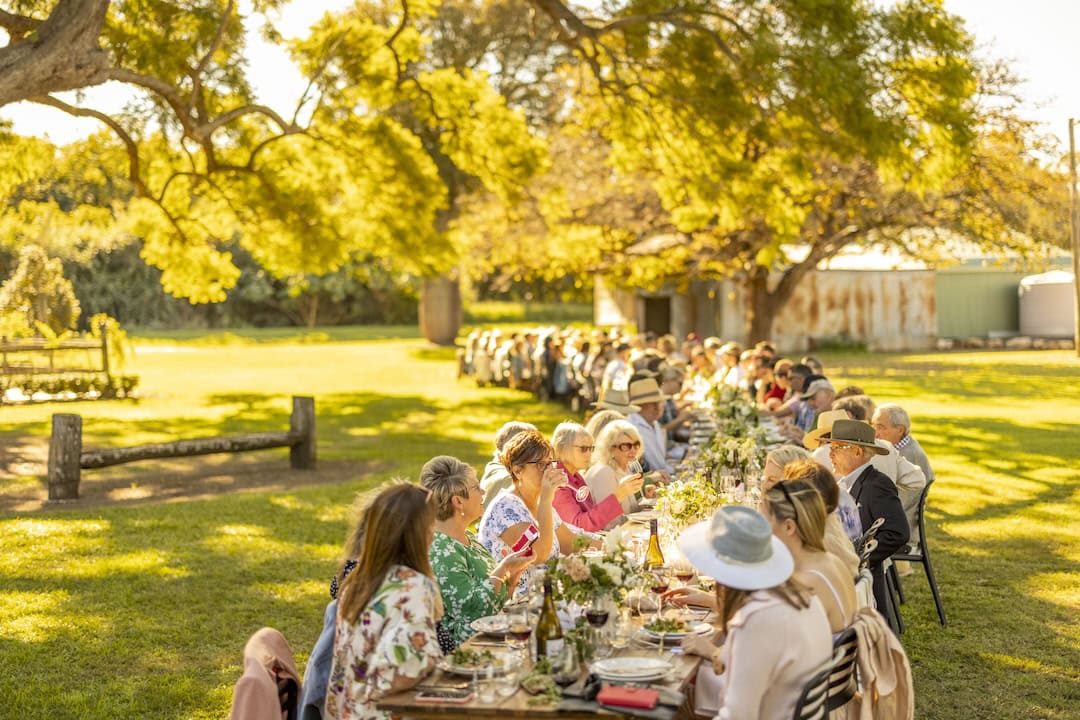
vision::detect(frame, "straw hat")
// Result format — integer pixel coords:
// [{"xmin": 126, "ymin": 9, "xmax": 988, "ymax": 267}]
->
[
  {"xmin": 627, "ymin": 378, "xmax": 668, "ymax": 405},
  {"xmin": 591, "ymin": 388, "xmax": 641, "ymax": 414},
  {"xmin": 678, "ymin": 506, "xmax": 794, "ymax": 591},
  {"xmin": 818, "ymin": 419, "xmax": 888, "ymax": 455},
  {"xmin": 803, "ymin": 409, "xmax": 849, "ymax": 449}
]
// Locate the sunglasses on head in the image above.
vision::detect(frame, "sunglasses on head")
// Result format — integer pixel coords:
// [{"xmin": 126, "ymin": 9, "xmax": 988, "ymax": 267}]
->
[
  {"xmin": 777, "ymin": 481, "xmax": 801, "ymax": 526},
  {"xmin": 614, "ymin": 441, "xmax": 642, "ymax": 452}
]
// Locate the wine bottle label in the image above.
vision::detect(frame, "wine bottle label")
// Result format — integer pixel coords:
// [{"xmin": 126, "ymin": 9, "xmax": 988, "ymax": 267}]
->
[{"xmin": 543, "ymin": 638, "xmax": 565, "ymax": 659}]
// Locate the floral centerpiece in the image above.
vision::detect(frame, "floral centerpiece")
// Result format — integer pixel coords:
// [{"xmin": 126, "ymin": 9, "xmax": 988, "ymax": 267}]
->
[
  {"xmin": 548, "ymin": 532, "xmax": 648, "ymax": 605},
  {"xmin": 655, "ymin": 471, "xmax": 730, "ymax": 527},
  {"xmin": 706, "ymin": 383, "xmax": 764, "ymax": 439}
]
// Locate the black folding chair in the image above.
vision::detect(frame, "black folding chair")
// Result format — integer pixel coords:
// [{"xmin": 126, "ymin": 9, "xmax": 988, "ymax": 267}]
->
[
  {"xmin": 827, "ymin": 628, "xmax": 858, "ymax": 711},
  {"xmin": 888, "ymin": 479, "xmax": 946, "ymax": 625},
  {"xmin": 792, "ymin": 661, "xmax": 832, "ymax": 720}
]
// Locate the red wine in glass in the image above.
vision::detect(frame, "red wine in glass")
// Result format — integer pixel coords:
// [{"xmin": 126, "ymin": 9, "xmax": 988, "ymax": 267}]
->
[
  {"xmin": 585, "ymin": 609, "xmax": 610, "ymax": 627},
  {"xmin": 676, "ymin": 571, "xmax": 695, "ymax": 583},
  {"xmin": 650, "ymin": 580, "xmax": 670, "ymax": 595},
  {"xmin": 507, "ymin": 624, "xmax": 532, "ymax": 643}
]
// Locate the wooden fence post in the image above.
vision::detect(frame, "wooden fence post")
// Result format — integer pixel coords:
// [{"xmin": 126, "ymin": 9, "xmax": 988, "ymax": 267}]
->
[
  {"xmin": 289, "ymin": 396, "xmax": 316, "ymax": 470},
  {"xmin": 99, "ymin": 321, "xmax": 111, "ymax": 384},
  {"xmin": 48, "ymin": 414, "xmax": 83, "ymax": 500}
]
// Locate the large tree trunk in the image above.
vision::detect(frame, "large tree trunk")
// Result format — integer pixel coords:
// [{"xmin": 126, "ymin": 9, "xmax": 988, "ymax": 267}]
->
[
  {"xmin": 419, "ymin": 275, "xmax": 462, "ymax": 345},
  {"xmin": 743, "ymin": 269, "xmax": 782, "ymax": 344},
  {"xmin": 0, "ymin": 0, "xmax": 111, "ymax": 108}
]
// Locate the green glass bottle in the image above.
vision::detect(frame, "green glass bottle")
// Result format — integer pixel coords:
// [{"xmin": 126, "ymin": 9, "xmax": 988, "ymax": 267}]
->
[
  {"xmin": 644, "ymin": 518, "xmax": 666, "ymax": 569},
  {"xmin": 534, "ymin": 576, "xmax": 565, "ymax": 661}
]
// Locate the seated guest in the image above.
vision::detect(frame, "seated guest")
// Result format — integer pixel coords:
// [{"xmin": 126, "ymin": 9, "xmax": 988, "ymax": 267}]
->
[
  {"xmin": 627, "ymin": 378, "xmax": 675, "ymax": 476},
  {"xmin": 420, "ymin": 456, "xmax": 534, "ymax": 649},
  {"xmin": 479, "ymin": 421, "xmax": 537, "ymax": 508},
  {"xmin": 783, "ymin": 460, "xmax": 861, "ymax": 577},
  {"xmin": 801, "ymin": 355, "xmax": 825, "ymax": 376},
  {"xmin": 822, "ymin": 420, "xmax": 910, "ymax": 618},
  {"xmin": 758, "ymin": 358, "xmax": 792, "ymax": 409},
  {"xmin": 584, "ymin": 408, "xmax": 625, "ymax": 440},
  {"xmin": 478, "ymin": 430, "xmax": 582, "ymax": 592},
  {"xmin": 807, "ymin": 408, "xmax": 925, "ymax": 544},
  {"xmin": 585, "ymin": 420, "xmax": 653, "ymax": 514},
  {"xmin": 873, "ymin": 403, "xmax": 935, "ymax": 486},
  {"xmin": 658, "ymin": 366, "xmax": 694, "ymax": 441},
  {"xmin": 796, "ymin": 376, "xmax": 835, "ymax": 433},
  {"xmin": 551, "ymin": 422, "xmax": 642, "ymax": 532},
  {"xmin": 763, "ymin": 363, "xmax": 814, "ymax": 418},
  {"xmin": 666, "ymin": 506, "xmax": 831, "ymax": 720},
  {"xmin": 761, "ymin": 445, "xmax": 811, "ymax": 491},
  {"xmin": 761, "ymin": 479, "xmax": 857, "ymax": 634},
  {"xmin": 325, "ymin": 484, "xmax": 442, "ymax": 720}
]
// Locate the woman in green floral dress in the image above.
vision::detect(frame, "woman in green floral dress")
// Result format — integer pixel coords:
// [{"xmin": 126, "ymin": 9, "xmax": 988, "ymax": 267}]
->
[{"xmin": 421, "ymin": 455, "xmax": 535, "ymax": 649}]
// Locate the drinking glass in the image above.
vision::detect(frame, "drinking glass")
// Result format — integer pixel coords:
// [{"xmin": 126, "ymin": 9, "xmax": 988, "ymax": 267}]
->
[
  {"xmin": 496, "ymin": 660, "xmax": 519, "ymax": 698},
  {"xmin": 585, "ymin": 592, "xmax": 613, "ymax": 658},
  {"xmin": 474, "ymin": 664, "xmax": 497, "ymax": 704},
  {"xmin": 609, "ymin": 606, "xmax": 633, "ymax": 649},
  {"xmin": 506, "ymin": 605, "xmax": 532, "ymax": 655},
  {"xmin": 649, "ymin": 567, "xmax": 670, "ymax": 622},
  {"xmin": 672, "ymin": 558, "xmax": 696, "ymax": 588}
]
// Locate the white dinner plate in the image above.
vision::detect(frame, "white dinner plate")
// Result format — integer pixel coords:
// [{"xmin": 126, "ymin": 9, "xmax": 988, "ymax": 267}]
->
[
  {"xmin": 638, "ymin": 622, "xmax": 713, "ymax": 641},
  {"xmin": 470, "ymin": 614, "xmax": 510, "ymax": 636},
  {"xmin": 590, "ymin": 656, "xmax": 673, "ymax": 681},
  {"xmin": 626, "ymin": 510, "xmax": 659, "ymax": 524},
  {"xmin": 438, "ymin": 655, "xmax": 510, "ymax": 677}
]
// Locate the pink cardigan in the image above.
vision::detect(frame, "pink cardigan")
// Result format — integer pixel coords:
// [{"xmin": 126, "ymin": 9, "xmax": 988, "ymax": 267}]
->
[{"xmin": 551, "ymin": 462, "xmax": 623, "ymax": 532}]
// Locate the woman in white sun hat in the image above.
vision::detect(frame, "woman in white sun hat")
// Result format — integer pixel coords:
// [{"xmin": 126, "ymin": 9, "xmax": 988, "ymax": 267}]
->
[{"xmin": 664, "ymin": 505, "xmax": 831, "ymax": 720}]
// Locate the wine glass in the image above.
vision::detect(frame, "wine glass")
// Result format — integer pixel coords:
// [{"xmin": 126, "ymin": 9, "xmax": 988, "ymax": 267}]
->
[
  {"xmin": 672, "ymin": 558, "xmax": 696, "ymax": 589},
  {"xmin": 609, "ymin": 606, "xmax": 633, "ymax": 650},
  {"xmin": 585, "ymin": 591, "xmax": 613, "ymax": 658},
  {"xmin": 505, "ymin": 605, "xmax": 532, "ymax": 657},
  {"xmin": 649, "ymin": 567, "xmax": 670, "ymax": 623}
]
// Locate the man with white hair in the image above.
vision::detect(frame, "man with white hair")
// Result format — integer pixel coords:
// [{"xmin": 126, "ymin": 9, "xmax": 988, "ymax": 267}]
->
[
  {"xmin": 480, "ymin": 421, "xmax": 538, "ymax": 508},
  {"xmin": 873, "ymin": 403, "xmax": 934, "ymax": 485}
]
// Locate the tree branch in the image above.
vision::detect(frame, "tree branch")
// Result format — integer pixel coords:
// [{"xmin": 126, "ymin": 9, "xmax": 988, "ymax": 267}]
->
[
  {"xmin": 189, "ymin": 0, "xmax": 236, "ymax": 122},
  {"xmin": 29, "ymin": 94, "xmax": 149, "ymax": 198},
  {"xmin": 0, "ymin": 0, "xmax": 111, "ymax": 107},
  {"xmin": 0, "ymin": 9, "xmax": 43, "ymax": 41}
]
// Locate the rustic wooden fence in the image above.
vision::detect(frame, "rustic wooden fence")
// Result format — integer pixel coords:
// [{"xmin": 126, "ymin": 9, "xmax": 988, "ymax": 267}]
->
[{"xmin": 47, "ymin": 396, "xmax": 316, "ymax": 500}]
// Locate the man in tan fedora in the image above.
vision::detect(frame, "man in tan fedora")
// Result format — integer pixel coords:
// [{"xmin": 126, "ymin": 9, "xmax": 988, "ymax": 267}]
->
[
  {"xmin": 823, "ymin": 419, "xmax": 909, "ymax": 626},
  {"xmin": 627, "ymin": 378, "xmax": 674, "ymax": 477}
]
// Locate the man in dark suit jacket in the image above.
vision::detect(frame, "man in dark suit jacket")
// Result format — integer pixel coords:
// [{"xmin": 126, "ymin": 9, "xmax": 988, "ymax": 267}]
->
[{"xmin": 824, "ymin": 420, "xmax": 910, "ymax": 625}]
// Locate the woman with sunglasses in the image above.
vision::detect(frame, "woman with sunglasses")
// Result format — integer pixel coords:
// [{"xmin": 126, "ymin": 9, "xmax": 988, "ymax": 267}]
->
[
  {"xmin": 478, "ymin": 429, "xmax": 588, "ymax": 593},
  {"xmin": 759, "ymin": 358, "xmax": 793, "ymax": 409},
  {"xmin": 761, "ymin": 478, "xmax": 856, "ymax": 634},
  {"xmin": 551, "ymin": 421, "xmax": 644, "ymax": 532},
  {"xmin": 584, "ymin": 420, "xmax": 653, "ymax": 514},
  {"xmin": 420, "ymin": 455, "xmax": 535, "ymax": 650}
]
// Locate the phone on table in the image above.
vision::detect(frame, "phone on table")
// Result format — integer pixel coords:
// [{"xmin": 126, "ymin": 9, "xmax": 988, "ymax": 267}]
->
[
  {"xmin": 415, "ymin": 688, "xmax": 473, "ymax": 703},
  {"xmin": 510, "ymin": 524, "xmax": 540, "ymax": 557}
]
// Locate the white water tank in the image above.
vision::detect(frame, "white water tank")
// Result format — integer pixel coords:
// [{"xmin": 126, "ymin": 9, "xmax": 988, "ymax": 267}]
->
[{"xmin": 1018, "ymin": 271, "xmax": 1075, "ymax": 337}]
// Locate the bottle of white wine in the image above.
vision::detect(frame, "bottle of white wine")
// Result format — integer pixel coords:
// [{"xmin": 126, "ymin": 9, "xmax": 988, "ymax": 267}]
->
[
  {"xmin": 534, "ymin": 576, "xmax": 564, "ymax": 661},
  {"xmin": 644, "ymin": 518, "xmax": 666, "ymax": 569}
]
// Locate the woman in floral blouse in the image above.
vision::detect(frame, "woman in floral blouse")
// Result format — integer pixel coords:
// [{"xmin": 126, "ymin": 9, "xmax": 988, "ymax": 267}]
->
[
  {"xmin": 325, "ymin": 484, "xmax": 443, "ymax": 720},
  {"xmin": 420, "ymin": 456, "xmax": 534, "ymax": 649}
]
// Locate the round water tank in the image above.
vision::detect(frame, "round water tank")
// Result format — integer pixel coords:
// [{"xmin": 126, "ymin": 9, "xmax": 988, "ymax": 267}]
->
[{"xmin": 1018, "ymin": 271, "xmax": 1075, "ymax": 337}]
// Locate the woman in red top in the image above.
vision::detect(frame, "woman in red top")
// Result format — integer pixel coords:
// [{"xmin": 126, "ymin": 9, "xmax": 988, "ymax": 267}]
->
[{"xmin": 550, "ymin": 421, "xmax": 643, "ymax": 532}]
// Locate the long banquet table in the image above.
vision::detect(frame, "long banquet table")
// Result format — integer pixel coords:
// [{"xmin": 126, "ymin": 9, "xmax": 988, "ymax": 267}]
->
[{"xmin": 376, "ymin": 614, "xmax": 705, "ymax": 720}]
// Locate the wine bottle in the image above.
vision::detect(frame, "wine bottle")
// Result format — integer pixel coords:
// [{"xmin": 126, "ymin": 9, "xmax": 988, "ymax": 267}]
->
[
  {"xmin": 644, "ymin": 518, "xmax": 666, "ymax": 569},
  {"xmin": 534, "ymin": 577, "xmax": 565, "ymax": 661}
]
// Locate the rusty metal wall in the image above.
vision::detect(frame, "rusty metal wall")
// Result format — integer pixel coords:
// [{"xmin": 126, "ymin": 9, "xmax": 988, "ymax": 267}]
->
[
  {"xmin": 594, "ymin": 270, "xmax": 937, "ymax": 352},
  {"xmin": 770, "ymin": 270, "xmax": 936, "ymax": 351}
]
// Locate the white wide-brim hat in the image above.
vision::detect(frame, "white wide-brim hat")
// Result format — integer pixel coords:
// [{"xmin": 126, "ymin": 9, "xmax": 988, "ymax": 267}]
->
[{"xmin": 678, "ymin": 505, "xmax": 794, "ymax": 591}]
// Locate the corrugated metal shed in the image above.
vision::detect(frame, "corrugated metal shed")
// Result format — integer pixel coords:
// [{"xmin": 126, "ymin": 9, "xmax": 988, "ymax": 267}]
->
[{"xmin": 935, "ymin": 269, "xmax": 1025, "ymax": 338}]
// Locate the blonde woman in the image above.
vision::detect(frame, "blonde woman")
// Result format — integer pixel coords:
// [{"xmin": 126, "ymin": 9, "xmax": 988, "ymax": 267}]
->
[
  {"xmin": 584, "ymin": 420, "xmax": 653, "ymax": 514},
  {"xmin": 551, "ymin": 421, "xmax": 643, "ymax": 531},
  {"xmin": 762, "ymin": 479, "xmax": 856, "ymax": 635}
]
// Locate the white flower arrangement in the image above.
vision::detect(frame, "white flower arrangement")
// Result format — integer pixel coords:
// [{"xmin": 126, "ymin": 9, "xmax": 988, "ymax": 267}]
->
[{"xmin": 550, "ymin": 534, "xmax": 647, "ymax": 604}]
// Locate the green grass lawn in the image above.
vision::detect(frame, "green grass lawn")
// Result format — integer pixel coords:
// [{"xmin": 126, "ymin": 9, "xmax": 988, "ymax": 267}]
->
[{"xmin": 1, "ymin": 336, "xmax": 1078, "ymax": 719}]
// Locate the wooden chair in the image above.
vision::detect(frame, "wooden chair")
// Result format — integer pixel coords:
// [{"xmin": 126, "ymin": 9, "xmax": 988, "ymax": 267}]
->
[
  {"xmin": 887, "ymin": 480, "xmax": 946, "ymax": 625},
  {"xmin": 827, "ymin": 628, "xmax": 859, "ymax": 711},
  {"xmin": 791, "ymin": 661, "xmax": 832, "ymax": 720}
]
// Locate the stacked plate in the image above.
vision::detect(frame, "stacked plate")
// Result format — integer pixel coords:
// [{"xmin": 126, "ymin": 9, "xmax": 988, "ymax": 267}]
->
[
  {"xmin": 470, "ymin": 614, "xmax": 510, "ymax": 636},
  {"xmin": 590, "ymin": 657, "xmax": 673, "ymax": 683},
  {"xmin": 626, "ymin": 510, "xmax": 659, "ymax": 524},
  {"xmin": 638, "ymin": 622, "xmax": 712, "ymax": 643}
]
